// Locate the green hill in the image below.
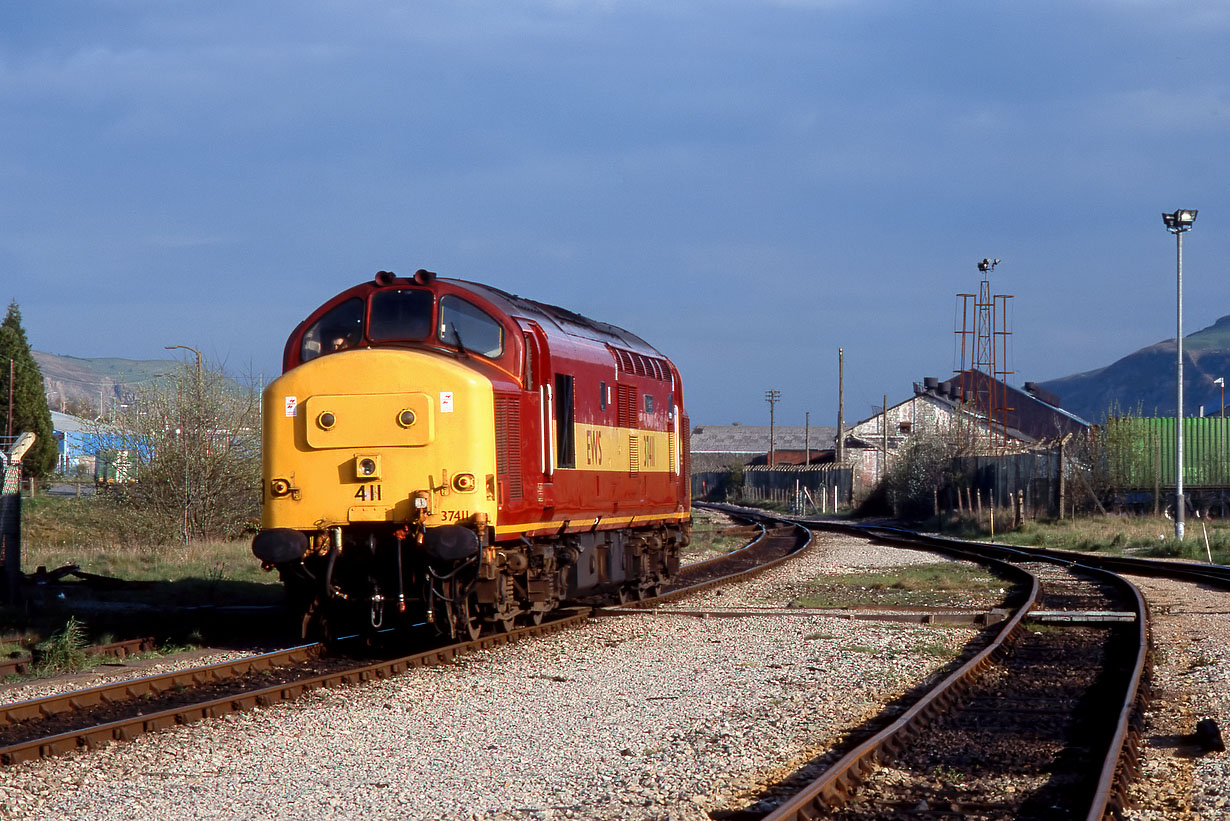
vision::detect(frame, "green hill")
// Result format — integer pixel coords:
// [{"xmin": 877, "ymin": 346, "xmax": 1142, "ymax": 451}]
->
[{"xmin": 1039, "ymin": 316, "xmax": 1230, "ymax": 422}]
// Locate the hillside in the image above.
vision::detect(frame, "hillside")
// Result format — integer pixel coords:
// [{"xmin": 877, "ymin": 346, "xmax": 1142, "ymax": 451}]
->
[
  {"xmin": 33, "ymin": 351, "xmax": 173, "ymax": 416},
  {"xmin": 1039, "ymin": 315, "xmax": 1230, "ymax": 422}
]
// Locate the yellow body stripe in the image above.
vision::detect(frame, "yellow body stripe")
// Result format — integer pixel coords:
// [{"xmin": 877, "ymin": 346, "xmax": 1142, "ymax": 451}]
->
[{"xmin": 572, "ymin": 422, "xmax": 674, "ymax": 473}]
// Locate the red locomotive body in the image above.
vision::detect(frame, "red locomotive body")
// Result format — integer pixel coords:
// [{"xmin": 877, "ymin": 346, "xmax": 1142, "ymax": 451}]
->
[{"xmin": 254, "ymin": 269, "xmax": 690, "ymax": 639}]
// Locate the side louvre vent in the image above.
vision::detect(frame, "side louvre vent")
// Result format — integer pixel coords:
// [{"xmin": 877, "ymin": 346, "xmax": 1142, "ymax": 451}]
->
[
  {"xmin": 617, "ymin": 385, "xmax": 638, "ymax": 428},
  {"xmin": 494, "ymin": 395, "xmax": 523, "ymax": 499},
  {"xmin": 628, "ymin": 433, "xmax": 640, "ymax": 476}
]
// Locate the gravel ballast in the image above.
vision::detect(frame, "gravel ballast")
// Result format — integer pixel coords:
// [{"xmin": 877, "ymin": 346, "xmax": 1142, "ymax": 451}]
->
[
  {"xmin": 1, "ymin": 533, "xmax": 988, "ymax": 820},
  {"xmin": 4, "ymin": 529, "xmax": 1225, "ymax": 820}
]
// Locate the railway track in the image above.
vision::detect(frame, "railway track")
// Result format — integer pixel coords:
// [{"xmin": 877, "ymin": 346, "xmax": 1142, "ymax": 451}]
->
[
  {"xmin": 748, "ymin": 520, "xmax": 1171, "ymax": 820},
  {"xmin": 0, "ymin": 507, "xmax": 809, "ymax": 767}
]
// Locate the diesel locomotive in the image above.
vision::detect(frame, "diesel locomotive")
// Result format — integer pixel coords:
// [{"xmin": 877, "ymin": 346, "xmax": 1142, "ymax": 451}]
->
[{"xmin": 252, "ymin": 269, "xmax": 691, "ymax": 640}]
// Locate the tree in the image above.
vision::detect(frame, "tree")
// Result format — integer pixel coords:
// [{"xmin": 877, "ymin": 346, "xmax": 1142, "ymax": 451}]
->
[
  {"xmin": 98, "ymin": 357, "xmax": 261, "ymax": 542},
  {"xmin": 0, "ymin": 301, "xmax": 57, "ymax": 476}
]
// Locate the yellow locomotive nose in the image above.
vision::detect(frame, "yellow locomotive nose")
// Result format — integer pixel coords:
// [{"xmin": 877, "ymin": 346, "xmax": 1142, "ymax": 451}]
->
[{"xmin": 259, "ymin": 348, "xmax": 497, "ymax": 532}]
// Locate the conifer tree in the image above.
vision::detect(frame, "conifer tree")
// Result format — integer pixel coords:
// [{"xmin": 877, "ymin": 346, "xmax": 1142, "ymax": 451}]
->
[{"xmin": 0, "ymin": 301, "xmax": 57, "ymax": 476}]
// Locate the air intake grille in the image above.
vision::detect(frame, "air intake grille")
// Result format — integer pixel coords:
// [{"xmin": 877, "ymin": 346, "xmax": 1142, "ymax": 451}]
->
[{"xmin": 495, "ymin": 395, "xmax": 522, "ymax": 499}]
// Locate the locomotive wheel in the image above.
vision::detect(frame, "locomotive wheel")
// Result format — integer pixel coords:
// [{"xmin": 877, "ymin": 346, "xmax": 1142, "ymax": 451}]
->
[
  {"xmin": 300, "ymin": 599, "xmax": 334, "ymax": 644},
  {"xmin": 455, "ymin": 594, "xmax": 483, "ymax": 641}
]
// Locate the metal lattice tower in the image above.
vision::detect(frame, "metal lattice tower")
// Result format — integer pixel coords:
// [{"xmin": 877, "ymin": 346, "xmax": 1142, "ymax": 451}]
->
[{"xmin": 954, "ymin": 259, "xmax": 1014, "ymax": 453}]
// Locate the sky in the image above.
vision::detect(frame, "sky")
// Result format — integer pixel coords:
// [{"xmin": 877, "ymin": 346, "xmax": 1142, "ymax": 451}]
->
[{"xmin": 3, "ymin": 0, "xmax": 1229, "ymax": 427}]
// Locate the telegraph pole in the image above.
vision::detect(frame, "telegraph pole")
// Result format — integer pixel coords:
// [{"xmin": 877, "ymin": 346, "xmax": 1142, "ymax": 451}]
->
[
  {"xmin": 836, "ymin": 349, "xmax": 845, "ymax": 464},
  {"xmin": 765, "ymin": 389, "xmax": 781, "ymax": 467},
  {"xmin": 804, "ymin": 411, "xmax": 810, "ymax": 466}
]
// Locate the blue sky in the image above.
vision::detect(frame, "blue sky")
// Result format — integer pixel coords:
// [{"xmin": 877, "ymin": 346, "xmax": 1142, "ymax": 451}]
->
[{"xmin": 3, "ymin": 1, "xmax": 1228, "ymax": 426}]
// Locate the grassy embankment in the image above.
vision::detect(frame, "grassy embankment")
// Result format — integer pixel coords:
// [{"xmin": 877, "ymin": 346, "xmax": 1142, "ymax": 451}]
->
[
  {"xmin": 3, "ymin": 494, "xmax": 282, "ymax": 656},
  {"xmin": 733, "ymin": 496, "xmax": 1230, "ymax": 564},
  {"xmin": 932, "ymin": 512, "xmax": 1230, "ymax": 564},
  {"xmin": 19, "ymin": 494, "xmax": 272, "ymax": 587}
]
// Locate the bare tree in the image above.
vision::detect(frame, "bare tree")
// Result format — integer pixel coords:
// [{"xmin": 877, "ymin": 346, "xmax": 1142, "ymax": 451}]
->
[{"xmin": 95, "ymin": 359, "xmax": 260, "ymax": 543}]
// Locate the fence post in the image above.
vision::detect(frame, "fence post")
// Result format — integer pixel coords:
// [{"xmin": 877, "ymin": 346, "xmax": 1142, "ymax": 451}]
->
[
  {"xmin": 1, "ymin": 433, "xmax": 36, "ymax": 605},
  {"xmin": 1057, "ymin": 439, "xmax": 1067, "ymax": 520}
]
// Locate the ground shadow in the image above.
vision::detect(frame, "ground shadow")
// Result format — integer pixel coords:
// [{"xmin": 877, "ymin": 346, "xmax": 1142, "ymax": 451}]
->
[{"xmin": 1, "ymin": 575, "xmax": 296, "ymax": 650}]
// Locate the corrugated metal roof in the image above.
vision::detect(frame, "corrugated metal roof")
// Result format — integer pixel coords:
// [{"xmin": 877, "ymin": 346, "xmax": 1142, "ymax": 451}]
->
[{"xmin": 690, "ymin": 425, "xmax": 839, "ymax": 453}]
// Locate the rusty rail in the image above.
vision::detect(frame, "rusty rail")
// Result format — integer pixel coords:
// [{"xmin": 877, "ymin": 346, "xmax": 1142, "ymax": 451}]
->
[
  {"xmin": 0, "ymin": 612, "xmax": 590, "ymax": 765},
  {"xmin": 766, "ymin": 520, "xmax": 1156, "ymax": 820},
  {"xmin": 763, "ymin": 552, "xmax": 1040, "ymax": 818},
  {"xmin": 1, "ymin": 505, "xmax": 807, "ymax": 767}
]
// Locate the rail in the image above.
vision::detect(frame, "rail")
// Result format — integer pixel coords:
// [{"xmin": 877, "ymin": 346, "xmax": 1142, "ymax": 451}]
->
[{"xmin": 764, "ymin": 519, "xmax": 1163, "ymax": 819}]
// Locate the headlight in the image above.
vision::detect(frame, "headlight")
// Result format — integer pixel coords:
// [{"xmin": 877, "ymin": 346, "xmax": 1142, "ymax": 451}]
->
[
  {"xmin": 354, "ymin": 455, "xmax": 382, "ymax": 480},
  {"xmin": 269, "ymin": 478, "xmax": 292, "ymax": 498},
  {"xmin": 453, "ymin": 473, "xmax": 476, "ymax": 492}
]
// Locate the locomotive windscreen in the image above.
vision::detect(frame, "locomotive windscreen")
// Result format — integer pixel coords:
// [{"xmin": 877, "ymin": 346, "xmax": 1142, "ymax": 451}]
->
[{"xmin": 369, "ymin": 288, "xmax": 434, "ymax": 341}]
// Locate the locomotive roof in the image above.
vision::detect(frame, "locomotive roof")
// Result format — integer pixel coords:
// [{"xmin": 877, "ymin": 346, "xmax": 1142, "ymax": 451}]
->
[{"xmin": 446, "ymin": 278, "xmax": 666, "ymax": 360}]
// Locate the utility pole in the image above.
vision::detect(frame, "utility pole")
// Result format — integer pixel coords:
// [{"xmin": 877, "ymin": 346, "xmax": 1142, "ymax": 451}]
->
[
  {"xmin": 836, "ymin": 349, "xmax": 845, "ymax": 464},
  {"xmin": 804, "ymin": 411, "xmax": 810, "ymax": 466},
  {"xmin": 882, "ymin": 394, "xmax": 889, "ymax": 481},
  {"xmin": 765, "ymin": 389, "xmax": 781, "ymax": 467}
]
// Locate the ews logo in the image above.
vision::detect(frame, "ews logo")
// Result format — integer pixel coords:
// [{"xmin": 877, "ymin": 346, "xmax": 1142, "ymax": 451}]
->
[{"xmin": 585, "ymin": 430, "xmax": 604, "ymax": 465}]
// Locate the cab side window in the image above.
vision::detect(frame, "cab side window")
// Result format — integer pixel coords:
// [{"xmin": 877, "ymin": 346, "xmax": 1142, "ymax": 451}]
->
[{"xmin": 439, "ymin": 296, "xmax": 504, "ymax": 358}]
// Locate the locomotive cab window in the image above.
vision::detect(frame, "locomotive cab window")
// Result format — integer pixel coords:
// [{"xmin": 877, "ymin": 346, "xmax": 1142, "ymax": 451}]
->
[
  {"xmin": 369, "ymin": 288, "xmax": 434, "ymax": 342},
  {"xmin": 301, "ymin": 298, "xmax": 365, "ymax": 362},
  {"xmin": 438, "ymin": 296, "xmax": 503, "ymax": 358}
]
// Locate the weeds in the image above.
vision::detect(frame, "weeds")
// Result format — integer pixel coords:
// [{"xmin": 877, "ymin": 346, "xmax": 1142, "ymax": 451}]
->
[
  {"xmin": 909, "ymin": 642, "xmax": 953, "ymax": 658},
  {"xmin": 944, "ymin": 513, "xmax": 1230, "ymax": 564},
  {"xmin": 32, "ymin": 617, "xmax": 92, "ymax": 675},
  {"xmin": 841, "ymin": 644, "xmax": 877, "ymax": 654},
  {"xmin": 792, "ymin": 563, "xmax": 1005, "ymax": 609},
  {"xmin": 932, "ymin": 765, "xmax": 964, "ymax": 784}
]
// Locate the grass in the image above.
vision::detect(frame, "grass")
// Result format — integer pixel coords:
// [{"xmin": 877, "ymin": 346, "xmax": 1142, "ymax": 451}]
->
[
  {"xmin": 31, "ymin": 616, "xmax": 91, "ymax": 675},
  {"xmin": 5, "ymin": 493, "xmax": 283, "ymax": 643},
  {"xmin": 938, "ymin": 512, "xmax": 1230, "ymax": 564},
  {"xmin": 792, "ymin": 563, "xmax": 1005, "ymax": 609},
  {"xmin": 908, "ymin": 641, "xmax": 955, "ymax": 658},
  {"xmin": 20, "ymin": 494, "xmax": 272, "ymax": 587},
  {"xmin": 686, "ymin": 508, "xmax": 756, "ymax": 555}
]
